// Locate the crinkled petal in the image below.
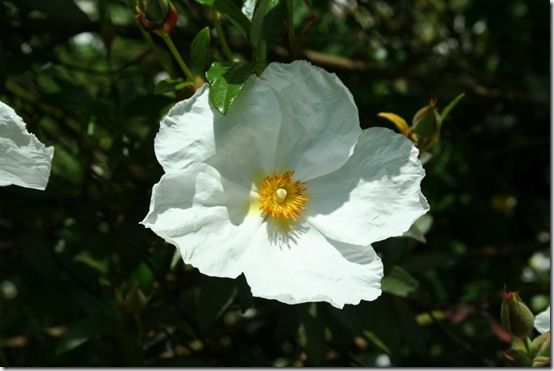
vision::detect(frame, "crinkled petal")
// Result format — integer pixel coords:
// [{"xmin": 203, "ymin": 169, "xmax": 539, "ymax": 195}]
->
[
  {"xmin": 154, "ymin": 84, "xmax": 216, "ymax": 172},
  {"xmin": 155, "ymin": 80, "xmax": 283, "ymax": 189},
  {"xmin": 0, "ymin": 101, "xmax": 54, "ymax": 190},
  {"xmin": 141, "ymin": 163, "xmax": 263, "ymax": 278},
  {"xmin": 306, "ymin": 127, "xmax": 429, "ymax": 246},
  {"xmin": 207, "ymin": 76, "xmax": 282, "ymax": 188},
  {"xmin": 260, "ymin": 60, "xmax": 362, "ymax": 181},
  {"xmin": 534, "ymin": 306, "xmax": 550, "ymax": 334},
  {"xmin": 242, "ymin": 222, "xmax": 383, "ymax": 309}
]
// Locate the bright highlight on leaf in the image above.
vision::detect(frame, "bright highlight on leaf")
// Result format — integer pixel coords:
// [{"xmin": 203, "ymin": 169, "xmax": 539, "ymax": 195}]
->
[{"xmin": 142, "ymin": 61, "xmax": 429, "ymax": 309}]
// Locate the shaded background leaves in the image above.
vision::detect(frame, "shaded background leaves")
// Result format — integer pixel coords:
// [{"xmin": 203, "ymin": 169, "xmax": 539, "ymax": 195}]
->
[{"xmin": 0, "ymin": 0, "xmax": 549, "ymax": 366}]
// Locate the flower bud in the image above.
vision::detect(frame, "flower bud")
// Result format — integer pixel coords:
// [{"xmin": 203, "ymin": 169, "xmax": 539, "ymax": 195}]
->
[
  {"xmin": 532, "ymin": 356, "xmax": 550, "ymax": 367},
  {"xmin": 501, "ymin": 291, "xmax": 535, "ymax": 338},
  {"xmin": 531, "ymin": 331, "xmax": 550, "ymax": 358},
  {"xmin": 135, "ymin": 0, "xmax": 178, "ymax": 36},
  {"xmin": 411, "ymin": 99, "xmax": 441, "ymax": 151}
]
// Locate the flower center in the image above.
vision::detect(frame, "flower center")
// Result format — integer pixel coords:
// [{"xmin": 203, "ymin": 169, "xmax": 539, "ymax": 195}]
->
[{"xmin": 258, "ymin": 171, "xmax": 307, "ymax": 221}]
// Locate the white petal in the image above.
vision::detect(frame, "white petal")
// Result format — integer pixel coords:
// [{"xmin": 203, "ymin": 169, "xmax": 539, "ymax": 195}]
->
[
  {"xmin": 154, "ymin": 84, "xmax": 216, "ymax": 172},
  {"xmin": 207, "ymin": 76, "xmax": 283, "ymax": 188},
  {"xmin": 307, "ymin": 127, "xmax": 429, "ymax": 246},
  {"xmin": 534, "ymin": 306, "xmax": 550, "ymax": 334},
  {"xmin": 0, "ymin": 101, "xmax": 54, "ymax": 190},
  {"xmin": 155, "ymin": 80, "xmax": 283, "ymax": 189},
  {"xmin": 242, "ymin": 222, "xmax": 383, "ymax": 309},
  {"xmin": 141, "ymin": 163, "xmax": 263, "ymax": 278},
  {"xmin": 260, "ymin": 60, "xmax": 362, "ymax": 181}
]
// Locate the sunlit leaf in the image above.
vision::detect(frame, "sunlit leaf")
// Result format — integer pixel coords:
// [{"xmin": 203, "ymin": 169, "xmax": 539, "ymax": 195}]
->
[{"xmin": 206, "ymin": 61, "xmax": 256, "ymax": 114}]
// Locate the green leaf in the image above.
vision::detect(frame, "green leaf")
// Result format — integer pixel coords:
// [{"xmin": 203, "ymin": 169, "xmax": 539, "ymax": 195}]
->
[
  {"xmin": 154, "ymin": 78, "xmax": 193, "ymax": 94},
  {"xmin": 402, "ymin": 214, "xmax": 434, "ymax": 243},
  {"xmin": 129, "ymin": 262, "xmax": 155, "ymax": 293},
  {"xmin": 363, "ymin": 330, "xmax": 392, "ymax": 356},
  {"xmin": 191, "ymin": 27, "xmax": 212, "ymax": 75},
  {"xmin": 440, "ymin": 92, "xmax": 465, "ymax": 122},
  {"xmin": 250, "ymin": 0, "xmax": 285, "ymax": 62},
  {"xmin": 381, "ymin": 265, "xmax": 419, "ymax": 298},
  {"xmin": 56, "ymin": 317, "xmax": 112, "ymax": 354},
  {"xmin": 194, "ymin": 0, "xmax": 251, "ymax": 35},
  {"xmin": 51, "ymin": 146, "xmax": 85, "ymax": 185},
  {"xmin": 206, "ymin": 61, "xmax": 256, "ymax": 114},
  {"xmin": 197, "ymin": 276, "xmax": 236, "ymax": 332}
]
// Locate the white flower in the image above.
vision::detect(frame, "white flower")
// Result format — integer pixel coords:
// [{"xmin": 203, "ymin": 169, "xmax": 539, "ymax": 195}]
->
[
  {"xmin": 142, "ymin": 61, "xmax": 429, "ymax": 308},
  {"xmin": 535, "ymin": 306, "xmax": 550, "ymax": 334},
  {"xmin": 0, "ymin": 101, "xmax": 54, "ymax": 190}
]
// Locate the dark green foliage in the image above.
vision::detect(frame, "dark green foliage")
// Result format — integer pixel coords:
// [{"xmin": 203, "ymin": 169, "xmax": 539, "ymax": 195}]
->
[{"xmin": 0, "ymin": 0, "xmax": 549, "ymax": 366}]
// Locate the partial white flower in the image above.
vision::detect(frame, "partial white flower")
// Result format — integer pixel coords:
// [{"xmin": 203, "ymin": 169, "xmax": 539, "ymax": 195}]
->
[
  {"xmin": 535, "ymin": 306, "xmax": 550, "ymax": 334},
  {"xmin": 0, "ymin": 101, "xmax": 54, "ymax": 190},
  {"xmin": 142, "ymin": 61, "xmax": 429, "ymax": 309}
]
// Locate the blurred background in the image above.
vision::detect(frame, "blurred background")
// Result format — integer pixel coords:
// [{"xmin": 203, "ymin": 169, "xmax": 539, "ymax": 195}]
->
[{"xmin": 0, "ymin": 0, "xmax": 550, "ymax": 366}]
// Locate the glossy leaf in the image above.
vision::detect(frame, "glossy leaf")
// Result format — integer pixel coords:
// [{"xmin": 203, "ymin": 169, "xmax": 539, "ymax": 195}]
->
[
  {"xmin": 250, "ymin": 0, "xmax": 285, "ymax": 62},
  {"xmin": 191, "ymin": 27, "xmax": 212, "ymax": 75},
  {"xmin": 206, "ymin": 61, "xmax": 256, "ymax": 114}
]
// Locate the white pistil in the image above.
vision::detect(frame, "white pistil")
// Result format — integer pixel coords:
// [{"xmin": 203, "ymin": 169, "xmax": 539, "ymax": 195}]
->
[{"xmin": 275, "ymin": 188, "xmax": 288, "ymax": 202}]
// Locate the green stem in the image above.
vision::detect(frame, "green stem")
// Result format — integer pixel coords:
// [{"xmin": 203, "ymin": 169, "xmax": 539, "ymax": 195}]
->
[
  {"xmin": 139, "ymin": 27, "xmax": 176, "ymax": 78},
  {"xmin": 160, "ymin": 34, "xmax": 195, "ymax": 82},
  {"xmin": 213, "ymin": 12, "xmax": 234, "ymax": 61},
  {"xmin": 286, "ymin": 0, "xmax": 295, "ymax": 58},
  {"xmin": 523, "ymin": 337, "xmax": 531, "ymax": 355}
]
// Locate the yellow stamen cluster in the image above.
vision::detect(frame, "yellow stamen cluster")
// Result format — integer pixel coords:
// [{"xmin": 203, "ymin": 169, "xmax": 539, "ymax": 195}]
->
[{"xmin": 258, "ymin": 171, "xmax": 308, "ymax": 221}]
